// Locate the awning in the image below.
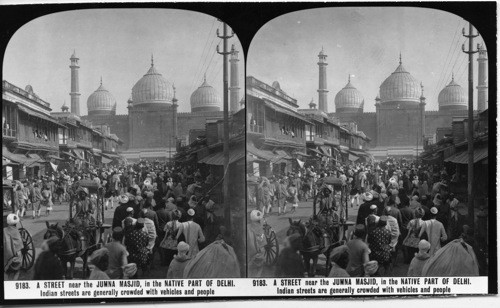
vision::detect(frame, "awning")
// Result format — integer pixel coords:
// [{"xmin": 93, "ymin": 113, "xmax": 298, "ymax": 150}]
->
[
  {"xmin": 246, "ymin": 154, "xmax": 265, "ymax": 163},
  {"xmin": 93, "ymin": 152, "xmax": 101, "ymax": 157},
  {"xmin": 2, "ymin": 159, "xmax": 18, "ymax": 166},
  {"xmin": 102, "ymin": 152, "xmax": 120, "ymax": 159},
  {"xmin": 101, "ymin": 157, "xmax": 113, "ymax": 164},
  {"xmin": 247, "ymin": 143, "xmax": 276, "ymax": 161},
  {"xmin": 198, "ymin": 149, "xmax": 244, "ymax": 165},
  {"xmin": 47, "ymin": 155, "xmax": 62, "ymax": 160},
  {"xmin": 444, "ymin": 147, "xmax": 488, "ymax": 164},
  {"xmin": 61, "ymin": 151, "xmax": 77, "ymax": 160},
  {"xmin": 72, "ymin": 148, "xmax": 85, "ymax": 160},
  {"xmin": 2, "ymin": 147, "xmax": 39, "ymax": 166},
  {"xmin": 28, "ymin": 153, "xmax": 45, "ymax": 163},
  {"xmin": 307, "ymin": 148, "xmax": 324, "ymax": 156},
  {"xmin": 17, "ymin": 105, "xmax": 65, "ymax": 127},
  {"xmin": 274, "ymin": 150, "xmax": 292, "ymax": 160},
  {"xmin": 293, "ymin": 151, "xmax": 310, "ymax": 157},
  {"xmin": 348, "ymin": 153, "xmax": 359, "ymax": 162},
  {"xmin": 339, "ymin": 148, "xmax": 349, "ymax": 155}
]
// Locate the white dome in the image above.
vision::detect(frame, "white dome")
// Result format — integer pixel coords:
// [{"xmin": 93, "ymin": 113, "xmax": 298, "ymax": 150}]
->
[
  {"xmin": 438, "ymin": 77, "xmax": 467, "ymax": 110},
  {"xmin": 131, "ymin": 61, "xmax": 173, "ymax": 106},
  {"xmin": 335, "ymin": 80, "xmax": 364, "ymax": 112},
  {"xmin": 87, "ymin": 81, "xmax": 116, "ymax": 115},
  {"xmin": 380, "ymin": 61, "xmax": 421, "ymax": 104},
  {"xmin": 190, "ymin": 78, "xmax": 221, "ymax": 112}
]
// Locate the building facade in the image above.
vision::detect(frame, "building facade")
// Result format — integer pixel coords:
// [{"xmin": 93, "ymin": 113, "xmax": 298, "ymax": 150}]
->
[
  {"xmin": 318, "ymin": 48, "xmax": 488, "ymax": 160},
  {"xmin": 3, "ymin": 81, "xmax": 64, "ymax": 179},
  {"xmin": 79, "ymin": 49, "xmax": 242, "ymax": 162}
]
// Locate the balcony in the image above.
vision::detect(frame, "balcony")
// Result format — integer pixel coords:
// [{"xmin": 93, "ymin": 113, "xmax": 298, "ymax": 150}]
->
[
  {"xmin": 2, "ymin": 128, "xmax": 16, "ymax": 139},
  {"xmin": 248, "ymin": 124, "xmax": 263, "ymax": 134},
  {"xmin": 66, "ymin": 139, "xmax": 92, "ymax": 149},
  {"xmin": 17, "ymin": 133, "xmax": 59, "ymax": 149},
  {"xmin": 265, "ymin": 130, "xmax": 305, "ymax": 146}
]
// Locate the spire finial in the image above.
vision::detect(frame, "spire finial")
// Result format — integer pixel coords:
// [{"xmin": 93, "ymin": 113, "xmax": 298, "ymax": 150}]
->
[
  {"xmin": 451, "ymin": 72, "xmax": 454, "ymax": 82},
  {"xmin": 399, "ymin": 52, "xmax": 402, "ymax": 65},
  {"xmin": 151, "ymin": 54, "xmax": 154, "ymax": 67},
  {"xmin": 100, "ymin": 76, "xmax": 102, "ymax": 86},
  {"xmin": 203, "ymin": 72, "xmax": 207, "ymax": 83},
  {"xmin": 348, "ymin": 73, "xmax": 351, "ymax": 83},
  {"xmin": 420, "ymin": 82, "xmax": 424, "ymax": 96},
  {"xmin": 173, "ymin": 83, "xmax": 176, "ymax": 98}
]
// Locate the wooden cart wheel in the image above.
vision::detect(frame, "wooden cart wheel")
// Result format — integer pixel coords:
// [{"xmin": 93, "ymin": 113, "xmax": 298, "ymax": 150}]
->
[
  {"xmin": 19, "ymin": 228, "xmax": 35, "ymax": 270},
  {"xmin": 264, "ymin": 230, "xmax": 279, "ymax": 266}
]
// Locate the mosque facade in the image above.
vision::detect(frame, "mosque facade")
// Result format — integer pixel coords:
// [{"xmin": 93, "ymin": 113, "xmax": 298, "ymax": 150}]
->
[
  {"xmin": 315, "ymin": 47, "xmax": 488, "ymax": 159},
  {"xmin": 72, "ymin": 48, "xmax": 242, "ymax": 162}
]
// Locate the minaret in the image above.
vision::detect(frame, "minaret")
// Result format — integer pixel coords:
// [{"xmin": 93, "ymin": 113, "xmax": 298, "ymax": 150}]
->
[
  {"xmin": 69, "ymin": 50, "xmax": 81, "ymax": 116},
  {"xmin": 229, "ymin": 45, "xmax": 240, "ymax": 112},
  {"xmin": 317, "ymin": 47, "xmax": 329, "ymax": 113},
  {"xmin": 477, "ymin": 44, "xmax": 488, "ymax": 111}
]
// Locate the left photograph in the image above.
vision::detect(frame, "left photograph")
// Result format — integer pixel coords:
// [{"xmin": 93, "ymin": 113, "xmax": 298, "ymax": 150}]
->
[{"xmin": 2, "ymin": 9, "xmax": 245, "ymax": 281}]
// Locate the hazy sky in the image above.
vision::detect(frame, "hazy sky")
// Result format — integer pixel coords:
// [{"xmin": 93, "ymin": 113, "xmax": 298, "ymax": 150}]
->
[
  {"xmin": 248, "ymin": 7, "xmax": 486, "ymax": 112},
  {"xmin": 3, "ymin": 9, "xmax": 244, "ymax": 114}
]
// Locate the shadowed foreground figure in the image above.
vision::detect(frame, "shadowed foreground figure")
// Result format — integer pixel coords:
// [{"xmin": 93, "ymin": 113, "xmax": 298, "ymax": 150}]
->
[{"xmin": 275, "ymin": 233, "xmax": 304, "ymax": 277}]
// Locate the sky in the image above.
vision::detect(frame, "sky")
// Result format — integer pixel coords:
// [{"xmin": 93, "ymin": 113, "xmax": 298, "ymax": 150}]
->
[
  {"xmin": 248, "ymin": 7, "xmax": 486, "ymax": 112},
  {"xmin": 3, "ymin": 9, "xmax": 244, "ymax": 114}
]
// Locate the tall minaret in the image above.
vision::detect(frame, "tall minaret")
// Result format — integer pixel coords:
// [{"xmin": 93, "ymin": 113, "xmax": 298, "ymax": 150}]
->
[
  {"xmin": 477, "ymin": 44, "xmax": 488, "ymax": 111},
  {"xmin": 69, "ymin": 50, "xmax": 81, "ymax": 116},
  {"xmin": 229, "ymin": 44, "xmax": 240, "ymax": 112},
  {"xmin": 317, "ymin": 47, "xmax": 329, "ymax": 113}
]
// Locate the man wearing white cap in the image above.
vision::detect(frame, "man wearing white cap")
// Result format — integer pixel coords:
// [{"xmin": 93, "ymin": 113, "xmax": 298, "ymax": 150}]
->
[
  {"xmin": 247, "ymin": 210, "xmax": 265, "ymax": 277},
  {"xmin": 356, "ymin": 192, "xmax": 375, "ymax": 226},
  {"xmin": 419, "ymin": 207, "xmax": 447, "ymax": 255},
  {"xmin": 112, "ymin": 194, "xmax": 130, "ymax": 229},
  {"xmin": 177, "ymin": 209, "xmax": 205, "ymax": 258},
  {"xmin": 3, "ymin": 214, "xmax": 23, "ymax": 280}
]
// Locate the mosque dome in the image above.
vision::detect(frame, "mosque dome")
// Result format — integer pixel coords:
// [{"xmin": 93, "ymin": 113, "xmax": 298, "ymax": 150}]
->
[
  {"xmin": 190, "ymin": 76, "xmax": 221, "ymax": 112},
  {"xmin": 379, "ymin": 58, "xmax": 421, "ymax": 104},
  {"xmin": 335, "ymin": 77, "xmax": 364, "ymax": 113},
  {"xmin": 438, "ymin": 76, "xmax": 467, "ymax": 110},
  {"xmin": 131, "ymin": 57, "xmax": 173, "ymax": 106},
  {"xmin": 87, "ymin": 80, "xmax": 117, "ymax": 116}
]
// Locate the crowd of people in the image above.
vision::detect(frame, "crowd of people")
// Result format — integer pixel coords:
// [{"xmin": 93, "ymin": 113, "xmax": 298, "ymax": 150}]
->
[
  {"xmin": 4, "ymin": 160, "xmax": 241, "ymax": 280},
  {"xmin": 248, "ymin": 158, "xmax": 483, "ymax": 278}
]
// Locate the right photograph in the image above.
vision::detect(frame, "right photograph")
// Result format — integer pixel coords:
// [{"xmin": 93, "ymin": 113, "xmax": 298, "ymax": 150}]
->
[{"xmin": 246, "ymin": 7, "xmax": 489, "ymax": 279}]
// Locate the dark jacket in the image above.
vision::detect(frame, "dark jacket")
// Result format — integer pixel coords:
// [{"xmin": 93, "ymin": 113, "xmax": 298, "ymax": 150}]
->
[
  {"xmin": 112, "ymin": 204, "xmax": 129, "ymax": 229},
  {"xmin": 357, "ymin": 201, "xmax": 374, "ymax": 225},
  {"xmin": 33, "ymin": 251, "xmax": 64, "ymax": 280},
  {"xmin": 275, "ymin": 247, "xmax": 304, "ymax": 278}
]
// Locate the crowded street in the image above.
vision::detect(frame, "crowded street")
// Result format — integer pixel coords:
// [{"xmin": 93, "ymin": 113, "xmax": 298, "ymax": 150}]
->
[
  {"xmin": 247, "ymin": 158, "xmax": 488, "ymax": 278},
  {"xmin": 4, "ymin": 161, "xmax": 244, "ymax": 281},
  {"xmin": 256, "ymin": 199, "xmax": 410, "ymax": 277}
]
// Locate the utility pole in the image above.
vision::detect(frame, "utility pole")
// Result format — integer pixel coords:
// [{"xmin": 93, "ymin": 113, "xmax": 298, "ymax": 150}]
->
[
  {"xmin": 462, "ymin": 23, "xmax": 479, "ymax": 229},
  {"xmin": 216, "ymin": 22, "xmax": 234, "ymax": 231},
  {"xmin": 172, "ymin": 84, "xmax": 178, "ymax": 166}
]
